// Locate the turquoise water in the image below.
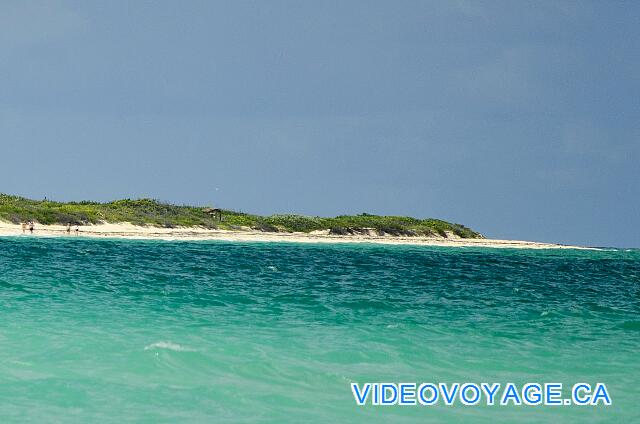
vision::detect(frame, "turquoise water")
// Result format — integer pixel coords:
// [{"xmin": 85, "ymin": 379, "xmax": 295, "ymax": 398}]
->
[{"xmin": 0, "ymin": 237, "xmax": 638, "ymax": 423}]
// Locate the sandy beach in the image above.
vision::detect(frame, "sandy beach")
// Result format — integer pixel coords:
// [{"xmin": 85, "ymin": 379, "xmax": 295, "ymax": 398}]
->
[{"xmin": 0, "ymin": 221, "xmax": 586, "ymax": 249}]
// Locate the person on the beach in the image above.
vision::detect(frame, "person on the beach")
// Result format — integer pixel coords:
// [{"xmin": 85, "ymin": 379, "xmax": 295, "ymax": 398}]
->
[
  {"xmin": 28, "ymin": 221, "xmax": 34, "ymax": 233},
  {"xmin": 75, "ymin": 225, "xmax": 79, "ymax": 235},
  {"xmin": 21, "ymin": 222, "xmax": 26, "ymax": 233},
  {"xmin": 66, "ymin": 223, "xmax": 71, "ymax": 234}
]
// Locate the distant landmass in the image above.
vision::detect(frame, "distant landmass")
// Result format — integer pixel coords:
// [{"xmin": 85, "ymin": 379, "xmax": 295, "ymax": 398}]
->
[{"xmin": 0, "ymin": 194, "xmax": 481, "ymax": 239}]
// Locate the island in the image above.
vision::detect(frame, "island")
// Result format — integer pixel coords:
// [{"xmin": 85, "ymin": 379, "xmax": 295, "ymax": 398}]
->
[{"xmin": 0, "ymin": 194, "xmax": 580, "ymax": 249}]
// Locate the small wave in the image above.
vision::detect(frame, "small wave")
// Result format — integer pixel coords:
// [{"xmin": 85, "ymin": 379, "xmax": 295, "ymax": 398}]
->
[
  {"xmin": 618, "ymin": 321, "xmax": 640, "ymax": 331},
  {"xmin": 144, "ymin": 341, "xmax": 195, "ymax": 352}
]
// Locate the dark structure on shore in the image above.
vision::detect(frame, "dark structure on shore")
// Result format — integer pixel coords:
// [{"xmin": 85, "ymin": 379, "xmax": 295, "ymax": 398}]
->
[{"xmin": 202, "ymin": 207, "xmax": 223, "ymax": 222}]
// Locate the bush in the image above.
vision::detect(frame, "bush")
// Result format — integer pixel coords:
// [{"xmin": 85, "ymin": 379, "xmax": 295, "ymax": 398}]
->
[
  {"xmin": 264, "ymin": 215, "xmax": 324, "ymax": 232},
  {"xmin": 0, "ymin": 193, "xmax": 483, "ymax": 238},
  {"xmin": 252, "ymin": 220, "xmax": 279, "ymax": 232},
  {"xmin": 329, "ymin": 227, "xmax": 352, "ymax": 235}
]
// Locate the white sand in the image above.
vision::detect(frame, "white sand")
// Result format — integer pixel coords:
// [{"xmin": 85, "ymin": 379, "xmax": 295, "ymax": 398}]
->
[{"xmin": 0, "ymin": 221, "xmax": 588, "ymax": 249}]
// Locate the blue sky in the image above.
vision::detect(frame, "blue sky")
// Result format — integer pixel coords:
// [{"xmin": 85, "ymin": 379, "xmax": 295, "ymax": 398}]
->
[{"xmin": 1, "ymin": 1, "xmax": 638, "ymax": 247}]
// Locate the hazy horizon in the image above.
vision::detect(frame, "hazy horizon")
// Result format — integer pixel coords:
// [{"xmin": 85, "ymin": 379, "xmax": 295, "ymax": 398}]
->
[{"xmin": 1, "ymin": 1, "xmax": 638, "ymax": 247}]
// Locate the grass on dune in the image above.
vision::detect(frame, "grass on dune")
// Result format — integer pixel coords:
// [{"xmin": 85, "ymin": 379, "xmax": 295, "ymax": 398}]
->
[{"xmin": 0, "ymin": 194, "xmax": 482, "ymax": 238}]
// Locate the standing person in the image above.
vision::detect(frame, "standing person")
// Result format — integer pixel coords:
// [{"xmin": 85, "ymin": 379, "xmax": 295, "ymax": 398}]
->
[
  {"xmin": 66, "ymin": 223, "xmax": 71, "ymax": 234},
  {"xmin": 74, "ymin": 225, "xmax": 79, "ymax": 235},
  {"xmin": 28, "ymin": 221, "xmax": 34, "ymax": 233},
  {"xmin": 21, "ymin": 222, "xmax": 26, "ymax": 233}
]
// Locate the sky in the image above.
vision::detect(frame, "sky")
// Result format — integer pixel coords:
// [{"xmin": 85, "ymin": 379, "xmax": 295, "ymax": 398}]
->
[{"xmin": 1, "ymin": 1, "xmax": 638, "ymax": 247}]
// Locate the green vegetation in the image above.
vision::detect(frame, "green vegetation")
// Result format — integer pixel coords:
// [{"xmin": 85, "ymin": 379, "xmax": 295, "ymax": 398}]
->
[{"xmin": 0, "ymin": 194, "xmax": 482, "ymax": 238}]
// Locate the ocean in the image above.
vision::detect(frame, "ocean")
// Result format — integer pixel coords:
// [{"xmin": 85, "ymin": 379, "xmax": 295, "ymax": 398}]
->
[{"xmin": 0, "ymin": 237, "xmax": 638, "ymax": 422}]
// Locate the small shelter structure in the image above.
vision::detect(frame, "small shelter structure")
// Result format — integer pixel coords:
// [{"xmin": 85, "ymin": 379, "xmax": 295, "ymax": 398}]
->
[{"xmin": 203, "ymin": 207, "xmax": 223, "ymax": 222}]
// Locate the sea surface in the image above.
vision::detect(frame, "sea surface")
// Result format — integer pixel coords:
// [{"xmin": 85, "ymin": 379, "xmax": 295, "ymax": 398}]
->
[{"xmin": 0, "ymin": 237, "xmax": 638, "ymax": 423}]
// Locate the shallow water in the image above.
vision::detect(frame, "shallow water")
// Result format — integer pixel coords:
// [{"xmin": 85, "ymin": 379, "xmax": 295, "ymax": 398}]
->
[{"xmin": 0, "ymin": 237, "xmax": 638, "ymax": 422}]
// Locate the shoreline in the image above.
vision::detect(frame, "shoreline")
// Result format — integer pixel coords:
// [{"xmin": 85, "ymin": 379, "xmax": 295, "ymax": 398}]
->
[{"xmin": 0, "ymin": 221, "xmax": 588, "ymax": 249}]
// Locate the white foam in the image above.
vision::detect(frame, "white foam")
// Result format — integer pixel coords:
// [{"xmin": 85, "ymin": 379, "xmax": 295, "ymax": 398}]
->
[{"xmin": 144, "ymin": 341, "xmax": 195, "ymax": 352}]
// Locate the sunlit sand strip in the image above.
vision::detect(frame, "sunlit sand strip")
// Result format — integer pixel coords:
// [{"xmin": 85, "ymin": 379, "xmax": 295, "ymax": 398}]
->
[{"xmin": 0, "ymin": 221, "xmax": 591, "ymax": 249}]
